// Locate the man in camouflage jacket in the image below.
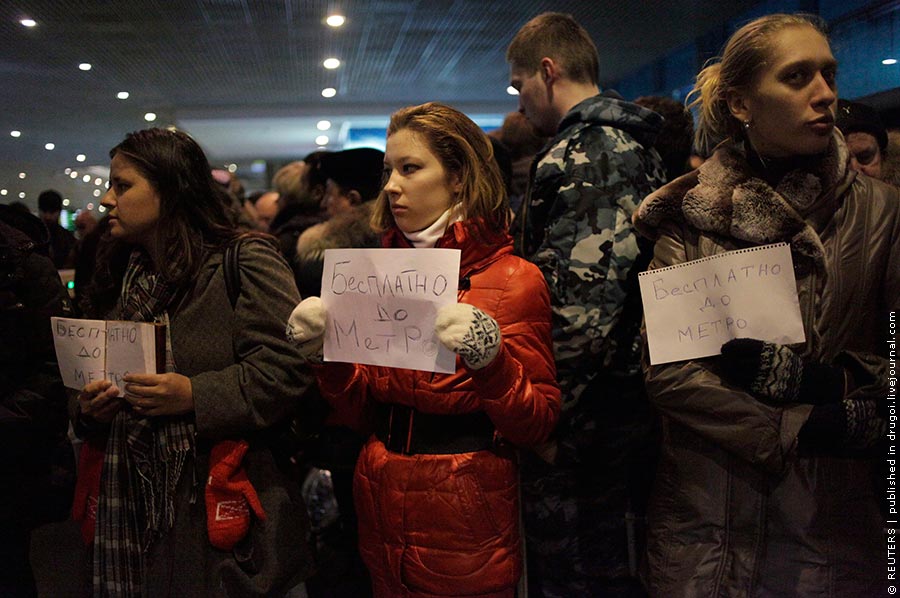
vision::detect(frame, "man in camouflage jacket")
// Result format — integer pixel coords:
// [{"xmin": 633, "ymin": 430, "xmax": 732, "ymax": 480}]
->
[{"xmin": 508, "ymin": 13, "xmax": 666, "ymax": 598}]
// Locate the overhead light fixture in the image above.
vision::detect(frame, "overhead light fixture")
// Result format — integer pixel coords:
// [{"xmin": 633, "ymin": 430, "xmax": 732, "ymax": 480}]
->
[
  {"xmin": 70, "ymin": 171, "xmax": 78, "ymax": 179},
  {"xmin": 87, "ymin": 203, "xmax": 94, "ymax": 210},
  {"xmin": 323, "ymin": 58, "xmax": 341, "ymax": 69},
  {"xmin": 65, "ymin": 168, "xmax": 72, "ymax": 174},
  {"xmin": 326, "ymin": 14, "xmax": 345, "ymax": 27},
  {"xmin": 93, "ymin": 189, "xmax": 102, "ymax": 197},
  {"xmin": 62, "ymin": 199, "xmax": 70, "ymax": 207},
  {"xmin": 883, "ymin": 58, "xmax": 898, "ymax": 65},
  {"xmin": 94, "ymin": 177, "xmax": 103, "ymax": 185},
  {"xmin": 18, "ymin": 172, "xmax": 26, "ymax": 179},
  {"xmin": 227, "ymin": 164, "xmax": 237, "ymax": 173},
  {"xmin": 144, "ymin": 112, "xmax": 157, "ymax": 122},
  {"xmin": 79, "ymin": 63, "xmax": 92, "ymax": 71},
  {"xmin": 98, "ymin": 205, "xmax": 106, "ymax": 212},
  {"xmin": 315, "ymin": 135, "xmax": 330, "ymax": 145},
  {"xmin": 83, "ymin": 174, "xmax": 91, "ymax": 182},
  {"xmin": 20, "ymin": 18, "xmax": 36, "ymax": 27},
  {"xmin": 507, "ymin": 86, "xmax": 519, "ymax": 95},
  {"xmin": 0, "ymin": 190, "xmax": 6, "ymax": 196},
  {"xmin": 10, "ymin": 130, "xmax": 21, "ymax": 138},
  {"xmin": 19, "ymin": 192, "xmax": 26, "ymax": 198},
  {"xmin": 45, "ymin": 142, "xmax": 55, "ymax": 150},
  {"xmin": 317, "ymin": 120, "xmax": 332, "ymax": 131},
  {"xmin": 117, "ymin": 91, "xmax": 130, "ymax": 99},
  {"xmin": 76, "ymin": 154, "xmax": 86, "ymax": 162},
  {"xmin": 321, "ymin": 87, "xmax": 337, "ymax": 98}
]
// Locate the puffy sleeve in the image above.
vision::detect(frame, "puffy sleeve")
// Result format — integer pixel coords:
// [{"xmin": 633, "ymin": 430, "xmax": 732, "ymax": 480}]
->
[
  {"xmin": 191, "ymin": 240, "xmax": 314, "ymax": 438},
  {"xmin": 469, "ymin": 258, "xmax": 561, "ymax": 447},
  {"xmin": 642, "ymin": 222, "xmax": 811, "ymax": 476}
]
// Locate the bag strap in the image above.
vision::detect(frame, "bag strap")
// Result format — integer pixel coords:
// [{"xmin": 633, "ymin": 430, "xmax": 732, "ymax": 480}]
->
[{"xmin": 224, "ymin": 238, "xmax": 244, "ymax": 310}]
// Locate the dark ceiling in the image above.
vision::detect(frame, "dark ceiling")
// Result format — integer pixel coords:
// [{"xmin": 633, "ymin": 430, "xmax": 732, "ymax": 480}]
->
[{"xmin": 1, "ymin": 0, "xmax": 757, "ymax": 211}]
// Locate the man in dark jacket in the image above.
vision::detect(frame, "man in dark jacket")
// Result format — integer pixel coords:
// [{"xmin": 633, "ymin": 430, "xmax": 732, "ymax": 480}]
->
[
  {"xmin": 269, "ymin": 152, "xmax": 330, "ymax": 264},
  {"xmin": 0, "ymin": 205, "xmax": 73, "ymax": 597},
  {"xmin": 507, "ymin": 12, "xmax": 666, "ymax": 597},
  {"xmin": 37, "ymin": 190, "xmax": 76, "ymax": 269}
]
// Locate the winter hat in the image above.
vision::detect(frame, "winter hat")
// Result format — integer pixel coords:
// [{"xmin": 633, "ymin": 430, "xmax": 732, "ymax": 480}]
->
[
  {"xmin": 205, "ymin": 439, "xmax": 266, "ymax": 550},
  {"xmin": 836, "ymin": 100, "xmax": 888, "ymax": 151},
  {"xmin": 317, "ymin": 147, "xmax": 385, "ymax": 202}
]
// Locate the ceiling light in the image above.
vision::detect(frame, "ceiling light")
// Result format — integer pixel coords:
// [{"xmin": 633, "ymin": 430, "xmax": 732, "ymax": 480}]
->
[
  {"xmin": 98, "ymin": 205, "xmax": 106, "ymax": 212},
  {"xmin": 321, "ymin": 87, "xmax": 337, "ymax": 98},
  {"xmin": 315, "ymin": 135, "xmax": 330, "ymax": 145},
  {"xmin": 883, "ymin": 58, "xmax": 898, "ymax": 65},
  {"xmin": 0, "ymin": 190, "xmax": 6, "ymax": 196},
  {"xmin": 70, "ymin": 171, "xmax": 78, "ymax": 179},
  {"xmin": 76, "ymin": 154, "xmax": 86, "ymax": 162},
  {"xmin": 10, "ymin": 130, "xmax": 21, "ymax": 138},
  {"xmin": 87, "ymin": 203, "xmax": 94, "ymax": 210},
  {"xmin": 323, "ymin": 58, "xmax": 341, "ymax": 69},
  {"xmin": 144, "ymin": 112, "xmax": 157, "ymax": 122},
  {"xmin": 507, "ymin": 86, "xmax": 519, "ymax": 95},
  {"xmin": 83, "ymin": 174, "xmax": 91, "ymax": 182},
  {"xmin": 326, "ymin": 14, "xmax": 345, "ymax": 27},
  {"xmin": 93, "ymin": 189, "xmax": 102, "ymax": 197},
  {"xmin": 45, "ymin": 142, "xmax": 55, "ymax": 150},
  {"xmin": 79, "ymin": 63, "xmax": 92, "ymax": 71},
  {"xmin": 20, "ymin": 18, "xmax": 36, "ymax": 27},
  {"xmin": 317, "ymin": 120, "xmax": 332, "ymax": 131},
  {"xmin": 18, "ymin": 172, "xmax": 26, "ymax": 179},
  {"xmin": 64, "ymin": 168, "xmax": 72, "ymax": 174},
  {"xmin": 117, "ymin": 91, "xmax": 130, "ymax": 99},
  {"xmin": 94, "ymin": 177, "xmax": 103, "ymax": 185},
  {"xmin": 19, "ymin": 192, "xmax": 26, "ymax": 198},
  {"xmin": 62, "ymin": 199, "xmax": 70, "ymax": 207},
  {"xmin": 227, "ymin": 164, "xmax": 237, "ymax": 173}
]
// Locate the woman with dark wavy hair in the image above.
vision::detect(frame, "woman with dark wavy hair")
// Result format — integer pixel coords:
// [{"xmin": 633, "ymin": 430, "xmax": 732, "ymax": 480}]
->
[{"xmin": 75, "ymin": 128, "xmax": 313, "ymax": 597}]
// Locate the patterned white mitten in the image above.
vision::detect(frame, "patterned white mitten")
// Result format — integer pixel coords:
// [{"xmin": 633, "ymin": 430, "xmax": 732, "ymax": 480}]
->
[
  {"xmin": 434, "ymin": 303, "xmax": 501, "ymax": 370},
  {"xmin": 286, "ymin": 297, "xmax": 327, "ymax": 364}
]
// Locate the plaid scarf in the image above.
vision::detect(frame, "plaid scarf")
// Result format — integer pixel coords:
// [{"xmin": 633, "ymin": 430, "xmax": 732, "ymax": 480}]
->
[{"xmin": 93, "ymin": 249, "xmax": 196, "ymax": 598}]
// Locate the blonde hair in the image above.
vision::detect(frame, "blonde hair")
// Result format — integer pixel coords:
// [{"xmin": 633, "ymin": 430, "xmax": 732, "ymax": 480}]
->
[
  {"xmin": 688, "ymin": 13, "xmax": 828, "ymax": 154},
  {"xmin": 372, "ymin": 102, "xmax": 510, "ymax": 241}
]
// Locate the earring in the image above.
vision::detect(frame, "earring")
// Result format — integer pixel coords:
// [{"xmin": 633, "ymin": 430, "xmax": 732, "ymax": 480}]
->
[{"xmin": 743, "ymin": 120, "xmax": 751, "ymax": 130}]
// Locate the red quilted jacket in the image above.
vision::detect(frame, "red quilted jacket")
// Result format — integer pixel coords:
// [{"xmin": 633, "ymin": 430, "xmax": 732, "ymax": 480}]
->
[{"xmin": 316, "ymin": 221, "xmax": 560, "ymax": 597}]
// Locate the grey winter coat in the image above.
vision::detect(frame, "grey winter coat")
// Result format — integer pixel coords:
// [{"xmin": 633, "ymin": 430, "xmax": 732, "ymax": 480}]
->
[
  {"xmin": 634, "ymin": 134, "xmax": 900, "ymax": 597},
  {"xmin": 86, "ymin": 238, "xmax": 315, "ymax": 597}
]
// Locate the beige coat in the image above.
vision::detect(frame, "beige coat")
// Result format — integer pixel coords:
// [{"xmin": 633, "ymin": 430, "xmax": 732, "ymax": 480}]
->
[{"xmin": 633, "ymin": 135, "xmax": 900, "ymax": 597}]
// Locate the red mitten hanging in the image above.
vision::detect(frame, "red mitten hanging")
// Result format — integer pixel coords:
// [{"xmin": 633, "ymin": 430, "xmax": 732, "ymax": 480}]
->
[{"xmin": 205, "ymin": 439, "xmax": 266, "ymax": 550}]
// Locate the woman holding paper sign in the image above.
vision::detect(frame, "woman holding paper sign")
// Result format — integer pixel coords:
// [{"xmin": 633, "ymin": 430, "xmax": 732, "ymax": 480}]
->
[
  {"xmin": 287, "ymin": 102, "xmax": 561, "ymax": 598},
  {"xmin": 74, "ymin": 128, "xmax": 313, "ymax": 597},
  {"xmin": 632, "ymin": 13, "xmax": 900, "ymax": 597}
]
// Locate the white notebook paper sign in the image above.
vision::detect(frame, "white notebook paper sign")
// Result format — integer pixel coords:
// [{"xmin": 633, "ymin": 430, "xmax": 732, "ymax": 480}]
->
[
  {"xmin": 51, "ymin": 317, "xmax": 164, "ymax": 395},
  {"xmin": 639, "ymin": 242, "xmax": 806, "ymax": 365},
  {"xmin": 321, "ymin": 248, "xmax": 461, "ymax": 373}
]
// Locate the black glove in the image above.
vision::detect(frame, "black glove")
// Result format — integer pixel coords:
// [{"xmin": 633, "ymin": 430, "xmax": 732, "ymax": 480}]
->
[
  {"xmin": 799, "ymin": 399, "xmax": 885, "ymax": 452},
  {"xmin": 719, "ymin": 339, "xmax": 845, "ymax": 405}
]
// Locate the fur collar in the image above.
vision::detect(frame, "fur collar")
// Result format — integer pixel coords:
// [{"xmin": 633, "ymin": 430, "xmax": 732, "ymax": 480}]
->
[{"xmin": 634, "ymin": 132, "xmax": 853, "ymax": 275}]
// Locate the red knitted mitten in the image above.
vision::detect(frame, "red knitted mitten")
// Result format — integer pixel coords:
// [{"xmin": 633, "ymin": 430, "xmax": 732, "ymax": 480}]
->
[{"xmin": 205, "ymin": 439, "xmax": 266, "ymax": 550}]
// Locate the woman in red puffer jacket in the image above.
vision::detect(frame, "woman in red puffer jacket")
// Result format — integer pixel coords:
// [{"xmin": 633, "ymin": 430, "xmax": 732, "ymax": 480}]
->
[{"xmin": 287, "ymin": 102, "xmax": 560, "ymax": 598}]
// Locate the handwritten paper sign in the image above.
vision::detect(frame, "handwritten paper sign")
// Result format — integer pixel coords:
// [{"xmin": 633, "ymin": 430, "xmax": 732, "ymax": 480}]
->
[
  {"xmin": 639, "ymin": 243, "xmax": 805, "ymax": 365},
  {"xmin": 50, "ymin": 317, "xmax": 164, "ymax": 395},
  {"xmin": 321, "ymin": 248, "xmax": 461, "ymax": 373}
]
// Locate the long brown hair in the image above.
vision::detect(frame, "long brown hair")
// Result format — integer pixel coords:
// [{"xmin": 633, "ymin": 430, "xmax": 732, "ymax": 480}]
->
[
  {"xmin": 371, "ymin": 102, "xmax": 510, "ymax": 242},
  {"xmin": 83, "ymin": 128, "xmax": 241, "ymax": 316}
]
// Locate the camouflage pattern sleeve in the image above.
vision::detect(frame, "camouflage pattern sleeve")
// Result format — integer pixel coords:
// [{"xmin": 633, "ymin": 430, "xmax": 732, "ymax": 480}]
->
[{"xmin": 532, "ymin": 125, "xmax": 662, "ymax": 401}]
